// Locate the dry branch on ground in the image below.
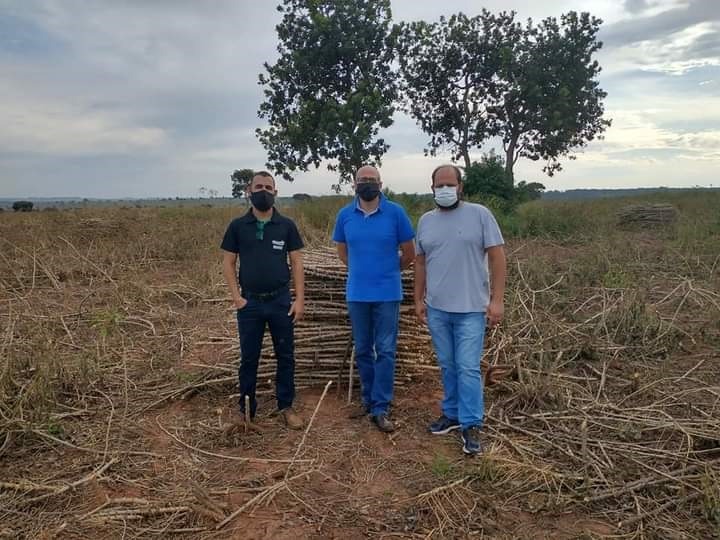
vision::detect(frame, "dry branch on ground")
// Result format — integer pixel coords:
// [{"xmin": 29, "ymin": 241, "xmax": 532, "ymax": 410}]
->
[{"xmin": 1, "ymin": 205, "xmax": 718, "ymax": 538}]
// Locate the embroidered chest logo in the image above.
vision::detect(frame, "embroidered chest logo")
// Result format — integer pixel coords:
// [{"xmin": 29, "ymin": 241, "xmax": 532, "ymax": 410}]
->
[{"xmin": 271, "ymin": 240, "xmax": 285, "ymax": 250}]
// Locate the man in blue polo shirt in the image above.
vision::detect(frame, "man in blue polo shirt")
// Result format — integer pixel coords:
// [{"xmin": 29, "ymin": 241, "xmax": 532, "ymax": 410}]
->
[{"xmin": 332, "ymin": 165, "xmax": 415, "ymax": 433}]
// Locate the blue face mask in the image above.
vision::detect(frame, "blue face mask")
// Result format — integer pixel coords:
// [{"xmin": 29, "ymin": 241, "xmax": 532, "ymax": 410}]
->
[{"xmin": 434, "ymin": 186, "xmax": 458, "ymax": 208}]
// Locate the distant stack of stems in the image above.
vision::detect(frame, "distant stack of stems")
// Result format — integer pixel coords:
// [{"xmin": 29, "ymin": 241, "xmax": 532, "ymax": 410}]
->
[{"xmin": 617, "ymin": 204, "xmax": 677, "ymax": 227}]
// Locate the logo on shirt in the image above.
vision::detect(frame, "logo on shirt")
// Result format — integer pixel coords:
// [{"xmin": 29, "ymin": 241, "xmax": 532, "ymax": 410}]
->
[{"xmin": 272, "ymin": 240, "xmax": 285, "ymax": 250}]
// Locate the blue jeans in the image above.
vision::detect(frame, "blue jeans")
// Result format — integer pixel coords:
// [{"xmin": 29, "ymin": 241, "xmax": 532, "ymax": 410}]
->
[
  {"xmin": 426, "ymin": 306, "xmax": 486, "ymax": 429},
  {"xmin": 236, "ymin": 289, "xmax": 295, "ymax": 416},
  {"xmin": 347, "ymin": 301, "xmax": 400, "ymax": 416}
]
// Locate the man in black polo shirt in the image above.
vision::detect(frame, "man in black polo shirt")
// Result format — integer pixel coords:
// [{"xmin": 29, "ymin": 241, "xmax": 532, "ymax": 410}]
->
[{"xmin": 221, "ymin": 171, "xmax": 305, "ymax": 429}]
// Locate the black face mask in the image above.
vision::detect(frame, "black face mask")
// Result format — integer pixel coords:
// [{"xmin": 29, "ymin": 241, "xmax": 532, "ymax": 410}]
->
[
  {"xmin": 356, "ymin": 183, "xmax": 380, "ymax": 202},
  {"xmin": 250, "ymin": 190, "xmax": 274, "ymax": 212}
]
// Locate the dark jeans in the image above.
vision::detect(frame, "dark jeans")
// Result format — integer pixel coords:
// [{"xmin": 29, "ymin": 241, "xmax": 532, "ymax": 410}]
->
[
  {"xmin": 347, "ymin": 301, "xmax": 400, "ymax": 416},
  {"xmin": 236, "ymin": 289, "xmax": 295, "ymax": 417}
]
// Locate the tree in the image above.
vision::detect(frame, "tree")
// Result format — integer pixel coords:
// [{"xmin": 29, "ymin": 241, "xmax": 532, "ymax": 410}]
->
[
  {"xmin": 464, "ymin": 152, "xmax": 545, "ymax": 205},
  {"xmin": 398, "ymin": 11, "xmax": 609, "ymax": 186},
  {"xmin": 463, "ymin": 151, "xmax": 514, "ymax": 200},
  {"xmin": 12, "ymin": 201, "xmax": 33, "ymax": 212},
  {"xmin": 257, "ymin": 0, "xmax": 398, "ymax": 190},
  {"xmin": 495, "ymin": 12, "xmax": 610, "ymax": 183},
  {"xmin": 514, "ymin": 180, "xmax": 545, "ymax": 203},
  {"xmin": 398, "ymin": 11, "xmax": 519, "ymax": 171},
  {"xmin": 231, "ymin": 169, "xmax": 254, "ymax": 199}
]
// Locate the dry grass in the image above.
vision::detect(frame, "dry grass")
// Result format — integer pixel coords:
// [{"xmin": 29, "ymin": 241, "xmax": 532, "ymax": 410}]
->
[{"xmin": 0, "ymin": 196, "xmax": 718, "ymax": 539}]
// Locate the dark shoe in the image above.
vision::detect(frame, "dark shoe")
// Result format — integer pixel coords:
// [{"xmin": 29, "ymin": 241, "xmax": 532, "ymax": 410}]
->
[
  {"xmin": 371, "ymin": 414, "xmax": 395, "ymax": 433},
  {"xmin": 280, "ymin": 407, "xmax": 304, "ymax": 430},
  {"xmin": 429, "ymin": 415, "xmax": 460, "ymax": 435},
  {"xmin": 461, "ymin": 426, "xmax": 483, "ymax": 455},
  {"xmin": 238, "ymin": 409, "xmax": 255, "ymax": 422},
  {"xmin": 347, "ymin": 403, "xmax": 370, "ymax": 419}
]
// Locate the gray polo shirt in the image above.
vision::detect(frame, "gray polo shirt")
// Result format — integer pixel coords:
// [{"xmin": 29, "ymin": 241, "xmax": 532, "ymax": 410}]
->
[{"xmin": 416, "ymin": 202, "xmax": 504, "ymax": 313}]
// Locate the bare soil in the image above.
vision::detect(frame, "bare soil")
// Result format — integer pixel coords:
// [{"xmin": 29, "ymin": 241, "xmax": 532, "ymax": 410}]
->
[{"xmin": 1, "ymin": 206, "xmax": 718, "ymax": 539}]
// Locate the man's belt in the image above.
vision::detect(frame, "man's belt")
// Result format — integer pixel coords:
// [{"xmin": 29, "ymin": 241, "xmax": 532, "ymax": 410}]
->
[{"xmin": 244, "ymin": 285, "xmax": 289, "ymax": 302}]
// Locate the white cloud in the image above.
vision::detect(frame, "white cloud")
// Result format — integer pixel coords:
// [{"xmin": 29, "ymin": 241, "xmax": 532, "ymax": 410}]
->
[
  {"xmin": 624, "ymin": 0, "xmax": 690, "ymax": 17},
  {"xmin": 633, "ymin": 22, "xmax": 720, "ymax": 74},
  {"xmin": 597, "ymin": 109, "xmax": 720, "ymax": 152},
  {"xmin": 0, "ymin": 83, "xmax": 166, "ymax": 155},
  {"xmin": 601, "ymin": 22, "xmax": 720, "ymax": 77}
]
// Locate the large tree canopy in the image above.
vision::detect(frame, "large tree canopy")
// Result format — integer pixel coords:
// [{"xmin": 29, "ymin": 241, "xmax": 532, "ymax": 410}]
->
[
  {"xmin": 397, "ymin": 11, "xmax": 519, "ymax": 171},
  {"xmin": 257, "ymin": 0, "xmax": 398, "ymax": 190},
  {"xmin": 495, "ymin": 12, "xmax": 611, "ymax": 182},
  {"xmin": 398, "ymin": 10, "xmax": 610, "ymax": 185}
]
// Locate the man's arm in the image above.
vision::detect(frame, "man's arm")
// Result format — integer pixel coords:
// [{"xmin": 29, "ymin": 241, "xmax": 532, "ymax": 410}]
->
[
  {"xmin": 336, "ymin": 242, "xmax": 348, "ymax": 267},
  {"xmin": 414, "ymin": 253, "xmax": 427, "ymax": 324},
  {"xmin": 399, "ymin": 240, "xmax": 415, "ymax": 270},
  {"xmin": 486, "ymin": 245, "xmax": 507, "ymax": 327},
  {"xmin": 288, "ymin": 249, "xmax": 305, "ymax": 322},
  {"xmin": 222, "ymin": 250, "xmax": 246, "ymax": 309}
]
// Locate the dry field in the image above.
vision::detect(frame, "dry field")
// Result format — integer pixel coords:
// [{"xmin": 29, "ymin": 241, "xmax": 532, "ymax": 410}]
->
[{"xmin": 1, "ymin": 197, "xmax": 719, "ymax": 539}]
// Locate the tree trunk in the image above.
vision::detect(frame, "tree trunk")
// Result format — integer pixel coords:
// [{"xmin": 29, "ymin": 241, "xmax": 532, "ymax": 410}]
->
[
  {"xmin": 505, "ymin": 137, "xmax": 517, "ymax": 187},
  {"xmin": 462, "ymin": 148, "xmax": 471, "ymax": 171}
]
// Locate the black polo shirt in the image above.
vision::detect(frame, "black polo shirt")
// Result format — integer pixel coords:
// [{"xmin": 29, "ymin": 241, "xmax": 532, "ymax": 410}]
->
[{"xmin": 220, "ymin": 208, "xmax": 304, "ymax": 294}]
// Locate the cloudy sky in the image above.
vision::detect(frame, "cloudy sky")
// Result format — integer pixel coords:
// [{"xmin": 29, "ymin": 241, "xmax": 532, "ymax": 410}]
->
[{"xmin": 1, "ymin": 0, "xmax": 718, "ymax": 198}]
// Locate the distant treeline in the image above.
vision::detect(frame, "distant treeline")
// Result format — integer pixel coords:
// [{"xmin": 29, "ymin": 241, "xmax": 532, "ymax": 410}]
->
[
  {"xmin": 3, "ymin": 187, "xmax": 720, "ymax": 210},
  {"xmin": 542, "ymin": 187, "xmax": 720, "ymax": 201}
]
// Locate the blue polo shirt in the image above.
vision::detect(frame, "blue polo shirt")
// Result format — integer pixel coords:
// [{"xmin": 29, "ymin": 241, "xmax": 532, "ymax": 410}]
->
[{"xmin": 332, "ymin": 195, "xmax": 415, "ymax": 302}]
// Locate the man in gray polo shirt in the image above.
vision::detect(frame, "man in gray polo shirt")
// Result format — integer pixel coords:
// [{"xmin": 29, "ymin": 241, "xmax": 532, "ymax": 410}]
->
[{"xmin": 414, "ymin": 164, "xmax": 507, "ymax": 455}]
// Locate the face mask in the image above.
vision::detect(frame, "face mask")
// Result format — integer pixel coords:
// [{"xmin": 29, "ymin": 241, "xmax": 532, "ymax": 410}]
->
[
  {"xmin": 434, "ymin": 186, "xmax": 459, "ymax": 208},
  {"xmin": 250, "ymin": 190, "xmax": 274, "ymax": 212},
  {"xmin": 356, "ymin": 183, "xmax": 380, "ymax": 202}
]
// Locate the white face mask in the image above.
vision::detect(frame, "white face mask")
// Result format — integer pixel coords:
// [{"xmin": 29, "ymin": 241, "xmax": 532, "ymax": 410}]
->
[{"xmin": 434, "ymin": 186, "xmax": 458, "ymax": 207}]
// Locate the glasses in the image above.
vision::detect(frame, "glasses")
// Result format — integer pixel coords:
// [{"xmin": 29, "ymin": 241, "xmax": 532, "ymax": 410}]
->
[{"xmin": 356, "ymin": 177, "xmax": 380, "ymax": 184}]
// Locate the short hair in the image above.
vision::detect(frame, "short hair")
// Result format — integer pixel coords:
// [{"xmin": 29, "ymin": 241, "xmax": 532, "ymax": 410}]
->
[
  {"xmin": 251, "ymin": 170, "xmax": 275, "ymax": 187},
  {"xmin": 431, "ymin": 164, "xmax": 462, "ymax": 186},
  {"xmin": 355, "ymin": 165, "xmax": 381, "ymax": 182}
]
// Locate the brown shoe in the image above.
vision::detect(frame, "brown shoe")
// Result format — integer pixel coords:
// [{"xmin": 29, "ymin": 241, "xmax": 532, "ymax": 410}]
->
[
  {"xmin": 280, "ymin": 407, "xmax": 304, "ymax": 430},
  {"xmin": 347, "ymin": 403, "xmax": 370, "ymax": 419}
]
